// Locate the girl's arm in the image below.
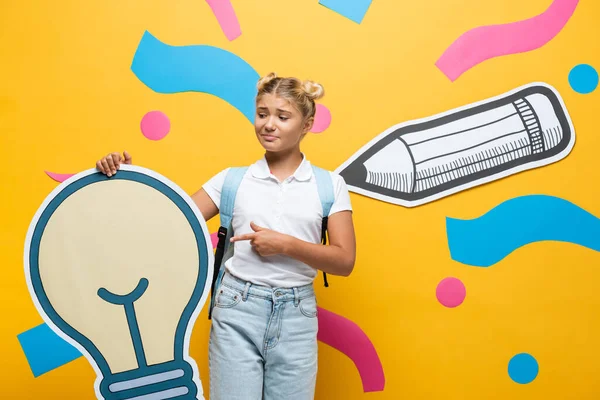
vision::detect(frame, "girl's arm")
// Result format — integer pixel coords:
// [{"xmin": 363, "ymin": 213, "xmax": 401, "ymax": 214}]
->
[
  {"xmin": 191, "ymin": 188, "xmax": 219, "ymax": 222},
  {"xmin": 283, "ymin": 210, "xmax": 356, "ymax": 276},
  {"xmin": 231, "ymin": 211, "xmax": 356, "ymax": 277},
  {"xmin": 95, "ymin": 151, "xmax": 220, "ymax": 223}
]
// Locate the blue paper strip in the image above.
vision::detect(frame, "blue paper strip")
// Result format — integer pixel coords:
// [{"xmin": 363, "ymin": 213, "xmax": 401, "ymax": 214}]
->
[
  {"xmin": 319, "ymin": 0, "xmax": 372, "ymax": 24},
  {"xmin": 447, "ymin": 195, "xmax": 600, "ymax": 267},
  {"xmin": 131, "ymin": 30, "xmax": 260, "ymax": 122},
  {"xmin": 17, "ymin": 323, "xmax": 82, "ymax": 377}
]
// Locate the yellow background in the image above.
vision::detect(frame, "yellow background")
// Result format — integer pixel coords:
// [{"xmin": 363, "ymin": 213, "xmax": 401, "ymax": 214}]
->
[{"xmin": 2, "ymin": 0, "xmax": 600, "ymax": 398}]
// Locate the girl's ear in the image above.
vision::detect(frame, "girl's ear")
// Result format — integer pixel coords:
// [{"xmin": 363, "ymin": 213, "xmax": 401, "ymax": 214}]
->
[{"xmin": 302, "ymin": 117, "xmax": 314, "ymax": 134}]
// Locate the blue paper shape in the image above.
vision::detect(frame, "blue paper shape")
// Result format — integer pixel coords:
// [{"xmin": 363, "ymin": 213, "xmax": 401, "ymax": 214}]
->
[
  {"xmin": 568, "ymin": 64, "xmax": 598, "ymax": 94},
  {"xmin": 447, "ymin": 195, "xmax": 600, "ymax": 267},
  {"xmin": 319, "ymin": 0, "xmax": 372, "ymax": 24},
  {"xmin": 508, "ymin": 353, "xmax": 539, "ymax": 384},
  {"xmin": 17, "ymin": 323, "xmax": 82, "ymax": 377},
  {"xmin": 131, "ymin": 30, "xmax": 260, "ymax": 122}
]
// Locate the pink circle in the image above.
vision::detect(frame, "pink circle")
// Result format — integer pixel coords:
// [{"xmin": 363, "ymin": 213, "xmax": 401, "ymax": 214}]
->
[
  {"xmin": 436, "ymin": 277, "xmax": 466, "ymax": 308},
  {"xmin": 311, "ymin": 104, "xmax": 332, "ymax": 133},
  {"xmin": 141, "ymin": 111, "xmax": 171, "ymax": 140}
]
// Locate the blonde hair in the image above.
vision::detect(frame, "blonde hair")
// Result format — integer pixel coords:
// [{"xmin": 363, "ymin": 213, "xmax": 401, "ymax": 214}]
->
[{"xmin": 256, "ymin": 72, "xmax": 324, "ymax": 119}]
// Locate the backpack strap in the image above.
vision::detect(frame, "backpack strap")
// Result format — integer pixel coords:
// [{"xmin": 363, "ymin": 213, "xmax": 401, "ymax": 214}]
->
[
  {"xmin": 208, "ymin": 166, "xmax": 248, "ymax": 319},
  {"xmin": 311, "ymin": 165, "xmax": 335, "ymax": 287}
]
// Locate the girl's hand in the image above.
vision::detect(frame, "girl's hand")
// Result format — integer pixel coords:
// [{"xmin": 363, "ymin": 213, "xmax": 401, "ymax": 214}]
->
[
  {"xmin": 230, "ymin": 222, "xmax": 292, "ymax": 257},
  {"xmin": 96, "ymin": 151, "xmax": 132, "ymax": 177}
]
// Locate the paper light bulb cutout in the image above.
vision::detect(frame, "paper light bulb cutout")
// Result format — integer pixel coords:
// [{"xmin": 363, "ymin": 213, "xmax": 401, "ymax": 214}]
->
[
  {"xmin": 336, "ymin": 83, "xmax": 575, "ymax": 207},
  {"xmin": 24, "ymin": 165, "xmax": 213, "ymax": 400}
]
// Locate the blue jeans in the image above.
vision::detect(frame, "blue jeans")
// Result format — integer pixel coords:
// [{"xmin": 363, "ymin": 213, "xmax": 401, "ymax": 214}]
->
[{"xmin": 209, "ymin": 272, "xmax": 319, "ymax": 400}]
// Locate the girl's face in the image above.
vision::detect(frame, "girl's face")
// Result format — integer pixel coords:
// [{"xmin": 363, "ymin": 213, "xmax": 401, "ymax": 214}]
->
[{"xmin": 254, "ymin": 93, "xmax": 313, "ymax": 154}]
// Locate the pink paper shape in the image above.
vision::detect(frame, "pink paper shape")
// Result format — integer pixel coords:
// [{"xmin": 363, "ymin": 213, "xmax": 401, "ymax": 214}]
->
[
  {"xmin": 311, "ymin": 104, "xmax": 332, "ymax": 133},
  {"xmin": 317, "ymin": 307, "xmax": 385, "ymax": 392},
  {"xmin": 141, "ymin": 111, "xmax": 171, "ymax": 141},
  {"xmin": 45, "ymin": 171, "xmax": 75, "ymax": 183},
  {"xmin": 210, "ymin": 232, "xmax": 218, "ymax": 249},
  {"xmin": 436, "ymin": 0, "xmax": 579, "ymax": 81},
  {"xmin": 205, "ymin": 0, "xmax": 242, "ymax": 41},
  {"xmin": 436, "ymin": 277, "xmax": 466, "ymax": 308}
]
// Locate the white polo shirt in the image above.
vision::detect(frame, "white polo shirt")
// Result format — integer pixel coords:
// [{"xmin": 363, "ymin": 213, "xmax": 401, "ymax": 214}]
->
[{"xmin": 202, "ymin": 155, "xmax": 352, "ymax": 288}]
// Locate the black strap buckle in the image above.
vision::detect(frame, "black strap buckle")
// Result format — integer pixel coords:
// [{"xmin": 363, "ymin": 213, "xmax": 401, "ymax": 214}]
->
[{"xmin": 216, "ymin": 226, "xmax": 228, "ymax": 249}]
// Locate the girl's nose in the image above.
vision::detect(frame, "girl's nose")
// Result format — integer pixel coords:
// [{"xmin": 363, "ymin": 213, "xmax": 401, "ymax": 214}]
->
[{"xmin": 265, "ymin": 118, "xmax": 276, "ymax": 131}]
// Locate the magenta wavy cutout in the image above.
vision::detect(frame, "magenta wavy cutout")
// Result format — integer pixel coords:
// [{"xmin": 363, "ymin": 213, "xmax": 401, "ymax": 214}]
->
[
  {"xmin": 436, "ymin": 0, "xmax": 579, "ymax": 81},
  {"xmin": 205, "ymin": 0, "xmax": 241, "ymax": 41},
  {"xmin": 317, "ymin": 307, "xmax": 385, "ymax": 392}
]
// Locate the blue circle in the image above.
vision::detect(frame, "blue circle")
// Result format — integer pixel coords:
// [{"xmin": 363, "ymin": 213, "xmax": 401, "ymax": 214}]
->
[
  {"xmin": 508, "ymin": 353, "xmax": 539, "ymax": 384},
  {"xmin": 568, "ymin": 64, "xmax": 598, "ymax": 94}
]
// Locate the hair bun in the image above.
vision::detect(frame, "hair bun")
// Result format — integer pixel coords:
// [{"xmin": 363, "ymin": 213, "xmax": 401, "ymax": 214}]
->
[
  {"xmin": 257, "ymin": 72, "xmax": 278, "ymax": 91},
  {"xmin": 301, "ymin": 80, "xmax": 325, "ymax": 101}
]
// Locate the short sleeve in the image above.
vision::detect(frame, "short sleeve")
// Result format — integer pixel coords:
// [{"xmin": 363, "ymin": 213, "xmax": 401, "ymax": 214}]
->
[
  {"xmin": 201, "ymin": 168, "xmax": 230, "ymax": 211},
  {"xmin": 328, "ymin": 172, "xmax": 353, "ymax": 216}
]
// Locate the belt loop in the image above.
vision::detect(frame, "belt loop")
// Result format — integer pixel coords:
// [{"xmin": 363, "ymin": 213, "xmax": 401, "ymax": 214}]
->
[
  {"xmin": 242, "ymin": 282, "xmax": 251, "ymax": 302},
  {"xmin": 293, "ymin": 287, "xmax": 299, "ymax": 307}
]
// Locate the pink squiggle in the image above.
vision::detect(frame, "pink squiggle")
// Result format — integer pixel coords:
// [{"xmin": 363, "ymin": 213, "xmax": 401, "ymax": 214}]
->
[
  {"xmin": 45, "ymin": 171, "xmax": 75, "ymax": 183},
  {"xmin": 205, "ymin": 0, "xmax": 241, "ymax": 41},
  {"xmin": 317, "ymin": 307, "xmax": 385, "ymax": 392},
  {"xmin": 436, "ymin": 0, "xmax": 579, "ymax": 81}
]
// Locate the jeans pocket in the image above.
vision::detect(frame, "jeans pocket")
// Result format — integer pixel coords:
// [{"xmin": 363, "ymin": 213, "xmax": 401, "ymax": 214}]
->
[
  {"xmin": 299, "ymin": 296, "xmax": 318, "ymax": 318},
  {"xmin": 215, "ymin": 285, "xmax": 242, "ymax": 309}
]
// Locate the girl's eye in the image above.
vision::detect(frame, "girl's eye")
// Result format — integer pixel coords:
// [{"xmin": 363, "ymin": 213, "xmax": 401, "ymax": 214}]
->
[
  {"xmin": 258, "ymin": 113, "xmax": 267, "ymax": 118},
  {"xmin": 279, "ymin": 116, "xmax": 289, "ymax": 121}
]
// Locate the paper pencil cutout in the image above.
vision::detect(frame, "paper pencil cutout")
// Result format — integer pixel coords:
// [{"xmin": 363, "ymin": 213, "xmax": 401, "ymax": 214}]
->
[{"xmin": 335, "ymin": 83, "xmax": 575, "ymax": 207}]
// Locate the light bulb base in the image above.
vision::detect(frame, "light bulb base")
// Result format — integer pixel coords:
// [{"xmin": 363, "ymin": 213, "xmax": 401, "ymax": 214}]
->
[{"xmin": 100, "ymin": 360, "xmax": 198, "ymax": 400}]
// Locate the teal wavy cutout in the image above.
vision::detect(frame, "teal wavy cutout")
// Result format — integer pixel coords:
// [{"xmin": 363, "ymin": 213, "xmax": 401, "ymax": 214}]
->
[{"xmin": 447, "ymin": 195, "xmax": 600, "ymax": 267}]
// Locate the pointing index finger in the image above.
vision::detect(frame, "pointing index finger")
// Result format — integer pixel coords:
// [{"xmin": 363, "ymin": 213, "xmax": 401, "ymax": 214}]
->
[{"xmin": 230, "ymin": 233, "xmax": 256, "ymax": 242}]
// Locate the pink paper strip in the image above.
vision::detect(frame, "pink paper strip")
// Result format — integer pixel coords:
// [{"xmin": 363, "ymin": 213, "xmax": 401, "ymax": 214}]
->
[
  {"xmin": 45, "ymin": 171, "xmax": 75, "ymax": 183},
  {"xmin": 436, "ymin": 0, "xmax": 579, "ymax": 81},
  {"xmin": 317, "ymin": 307, "xmax": 385, "ymax": 392},
  {"xmin": 205, "ymin": 0, "xmax": 242, "ymax": 41}
]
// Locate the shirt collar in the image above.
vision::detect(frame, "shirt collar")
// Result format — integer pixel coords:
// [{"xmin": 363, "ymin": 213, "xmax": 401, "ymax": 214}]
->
[{"xmin": 250, "ymin": 154, "xmax": 313, "ymax": 182}]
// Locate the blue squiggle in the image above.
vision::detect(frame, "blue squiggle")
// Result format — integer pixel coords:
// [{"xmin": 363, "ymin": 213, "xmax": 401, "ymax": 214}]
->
[
  {"xmin": 131, "ymin": 30, "xmax": 259, "ymax": 121},
  {"xmin": 447, "ymin": 195, "xmax": 600, "ymax": 267},
  {"xmin": 319, "ymin": 0, "xmax": 372, "ymax": 24}
]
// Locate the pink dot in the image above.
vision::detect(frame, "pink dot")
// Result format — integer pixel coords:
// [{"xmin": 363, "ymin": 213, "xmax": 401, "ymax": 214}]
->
[
  {"xmin": 311, "ymin": 104, "xmax": 332, "ymax": 133},
  {"xmin": 141, "ymin": 111, "xmax": 171, "ymax": 141},
  {"xmin": 436, "ymin": 277, "xmax": 466, "ymax": 308}
]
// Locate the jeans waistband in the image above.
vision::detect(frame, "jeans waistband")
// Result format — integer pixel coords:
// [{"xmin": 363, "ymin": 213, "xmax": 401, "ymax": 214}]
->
[{"xmin": 221, "ymin": 272, "xmax": 315, "ymax": 303}]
